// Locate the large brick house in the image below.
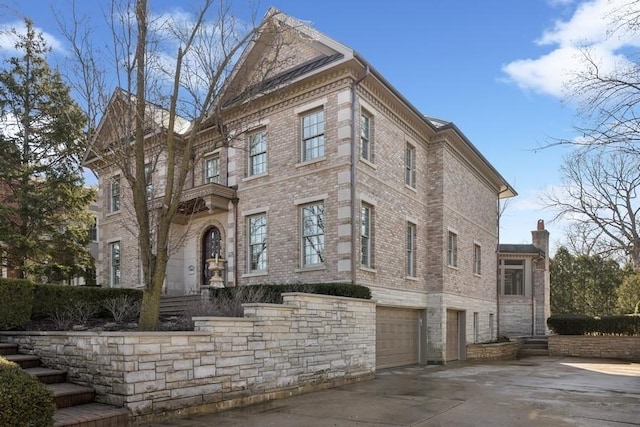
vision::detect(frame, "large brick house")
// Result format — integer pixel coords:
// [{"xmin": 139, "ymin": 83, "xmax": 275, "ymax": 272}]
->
[{"xmin": 85, "ymin": 9, "xmax": 521, "ymax": 366}]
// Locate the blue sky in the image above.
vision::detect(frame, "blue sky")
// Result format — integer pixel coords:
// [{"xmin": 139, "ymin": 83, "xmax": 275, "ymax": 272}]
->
[{"xmin": 1, "ymin": 0, "xmax": 636, "ymax": 253}]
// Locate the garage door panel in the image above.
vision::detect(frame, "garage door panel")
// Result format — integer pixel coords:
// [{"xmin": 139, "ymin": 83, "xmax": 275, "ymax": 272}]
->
[{"xmin": 376, "ymin": 307, "xmax": 420, "ymax": 369}]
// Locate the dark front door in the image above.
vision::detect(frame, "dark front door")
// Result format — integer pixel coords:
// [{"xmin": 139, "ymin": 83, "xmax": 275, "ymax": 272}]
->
[{"xmin": 202, "ymin": 226, "xmax": 222, "ymax": 286}]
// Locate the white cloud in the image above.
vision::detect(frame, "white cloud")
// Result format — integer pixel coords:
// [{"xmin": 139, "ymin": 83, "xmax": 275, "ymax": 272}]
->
[
  {"xmin": 0, "ymin": 20, "xmax": 64, "ymax": 54},
  {"xmin": 503, "ymin": 0, "xmax": 640, "ymax": 98}
]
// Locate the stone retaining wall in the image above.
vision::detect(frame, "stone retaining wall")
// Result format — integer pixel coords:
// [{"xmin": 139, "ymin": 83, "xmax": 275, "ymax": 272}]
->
[
  {"xmin": 0, "ymin": 293, "xmax": 376, "ymax": 423},
  {"xmin": 548, "ymin": 335, "xmax": 640, "ymax": 361},
  {"xmin": 466, "ymin": 341, "xmax": 521, "ymax": 361}
]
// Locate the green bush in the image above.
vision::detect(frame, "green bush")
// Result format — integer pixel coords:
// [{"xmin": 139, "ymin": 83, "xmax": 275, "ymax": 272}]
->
[
  {"xmin": 547, "ymin": 314, "xmax": 640, "ymax": 336},
  {"xmin": 31, "ymin": 284, "xmax": 143, "ymax": 319},
  {"xmin": 0, "ymin": 357, "xmax": 54, "ymax": 427},
  {"xmin": 208, "ymin": 283, "xmax": 371, "ymax": 304},
  {"xmin": 0, "ymin": 278, "xmax": 34, "ymax": 330}
]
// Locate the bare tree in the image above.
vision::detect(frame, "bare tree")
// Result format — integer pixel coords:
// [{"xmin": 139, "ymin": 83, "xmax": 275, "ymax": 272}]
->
[
  {"xmin": 544, "ymin": 148, "xmax": 640, "ymax": 267},
  {"xmin": 59, "ymin": 0, "xmax": 289, "ymax": 330}
]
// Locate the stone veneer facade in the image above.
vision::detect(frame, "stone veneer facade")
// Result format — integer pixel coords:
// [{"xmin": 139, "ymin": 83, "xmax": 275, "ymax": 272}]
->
[
  {"xmin": 0, "ymin": 293, "xmax": 375, "ymax": 423},
  {"xmin": 548, "ymin": 336, "xmax": 640, "ymax": 361}
]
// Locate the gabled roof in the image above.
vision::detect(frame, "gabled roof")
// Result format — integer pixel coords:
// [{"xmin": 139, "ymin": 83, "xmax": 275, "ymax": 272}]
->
[
  {"xmin": 499, "ymin": 244, "xmax": 545, "ymax": 256},
  {"xmin": 82, "ymin": 88, "xmax": 192, "ymax": 166},
  {"xmin": 214, "ymin": 9, "xmax": 516, "ymax": 199}
]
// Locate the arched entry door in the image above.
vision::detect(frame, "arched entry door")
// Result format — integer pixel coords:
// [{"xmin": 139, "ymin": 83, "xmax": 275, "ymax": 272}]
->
[{"xmin": 202, "ymin": 226, "xmax": 223, "ymax": 286}]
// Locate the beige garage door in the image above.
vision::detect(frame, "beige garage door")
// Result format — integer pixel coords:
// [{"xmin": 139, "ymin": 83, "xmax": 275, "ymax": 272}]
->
[
  {"xmin": 446, "ymin": 309, "xmax": 460, "ymax": 361},
  {"xmin": 376, "ymin": 306, "xmax": 420, "ymax": 369}
]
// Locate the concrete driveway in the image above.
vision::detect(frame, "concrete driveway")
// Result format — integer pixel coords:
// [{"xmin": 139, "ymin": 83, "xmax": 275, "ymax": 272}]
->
[{"xmin": 143, "ymin": 356, "xmax": 640, "ymax": 426}]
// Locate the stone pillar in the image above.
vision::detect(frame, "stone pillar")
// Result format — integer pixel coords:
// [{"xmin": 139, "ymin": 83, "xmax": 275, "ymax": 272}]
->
[{"xmin": 531, "ymin": 220, "xmax": 550, "ymax": 335}]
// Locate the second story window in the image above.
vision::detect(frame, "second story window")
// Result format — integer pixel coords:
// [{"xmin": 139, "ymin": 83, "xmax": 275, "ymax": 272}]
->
[
  {"xmin": 474, "ymin": 243, "xmax": 482, "ymax": 275},
  {"xmin": 110, "ymin": 175, "xmax": 121, "ymax": 213},
  {"xmin": 89, "ymin": 216, "xmax": 98, "ymax": 242},
  {"xmin": 204, "ymin": 154, "xmax": 220, "ymax": 184},
  {"xmin": 301, "ymin": 110, "xmax": 325, "ymax": 162},
  {"xmin": 405, "ymin": 143, "xmax": 416, "ymax": 188},
  {"xmin": 249, "ymin": 130, "xmax": 267, "ymax": 176},
  {"xmin": 144, "ymin": 163, "xmax": 153, "ymax": 200},
  {"xmin": 361, "ymin": 111, "xmax": 373, "ymax": 162},
  {"xmin": 448, "ymin": 231, "xmax": 458, "ymax": 267}
]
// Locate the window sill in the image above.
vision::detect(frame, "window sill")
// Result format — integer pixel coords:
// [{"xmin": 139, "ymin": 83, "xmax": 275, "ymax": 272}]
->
[
  {"xmin": 405, "ymin": 275, "xmax": 418, "ymax": 281},
  {"xmin": 295, "ymin": 265, "xmax": 326, "ymax": 273},
  {"xmin": 359, "ymin": 158, "xmax": 377, "ymax": 169},
  {"xmin": 295, "ymin": 156, "xmax": 326, "ymax": 168},
  {"xmin": 360, "ymin": 266, "xmax": 377, "ymax": 273},
  {"xmin": 447, "ymin": 264, "xmax": 458, "ymax": 271},
  {"xmin": 473, "ymin": 273, "xmax": 482, "ymax": 278},
  {"xmin": 105, "ymin": 211, "xmax": 121, "ymax": 218},
  {"xmin": 242, "ymin": 173, "xmax": 268, "ymax": 183},
  {"xmin": 405, "ymin": 184, "xmax": 417, "ymax": 193},
  {"xmin": 242, "ymin": 271, "xmax": 268, "ymax": 278}
]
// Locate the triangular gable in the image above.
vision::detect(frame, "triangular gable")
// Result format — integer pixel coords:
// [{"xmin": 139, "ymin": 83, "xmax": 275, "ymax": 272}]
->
[
  {"xmin": 218, "ymin": 7, "xmax": 354, "ymax": 109},
  {"xmin": 82, "ymin": 88, "xmax": 192, "ymax": 166}
]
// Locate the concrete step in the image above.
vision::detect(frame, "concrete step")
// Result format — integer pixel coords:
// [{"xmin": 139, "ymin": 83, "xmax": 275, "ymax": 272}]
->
[
  {"xmin": 3, "ymin": 353, "xmax": 41, "ymax": 369},
  {"xmin": 0, "ymin": 342, "xmax": 18, "ymax": 356},
  {"xmin": 47, "ymin": 383, "xmax": 96, "ymax": 409},
  {"xmin": 54, "ymin": 403, "xmax": 130, "ymax": 427},
  {"xmin": 25, "ymin": 366, "xmax": 68, "ymax": 384},
  {"xmin": 518, "ymin": 348, "xmax": 550, "ymax": 357}
]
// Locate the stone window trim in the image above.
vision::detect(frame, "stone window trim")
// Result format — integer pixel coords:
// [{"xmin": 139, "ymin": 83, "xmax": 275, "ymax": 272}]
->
[
  {"xmin": 360, "ymin": 109, "xmax": 374, "ymax": 163},
  {"xmin": 360, "ymin": 203, "xmax": 374, "ymax": 269},
  {"xmin": 300, "ymin": 109, "xmax": 325, "ymax": 163},
  {"xmin": 405, "ymin": 143, "xmax": 416, "ymax": 189},
  {"xmin": 473, "ymin": 241, "xmax": 482, "ymax": 276},
  {"xmin": 247, "ymin": 212, "xmax": 268, "ymax": 274},
  {"xmin": 109, "ymin": 174, "xmax": 121, "ymax": 214},
  {"xmin": 447, "ymin": 229, "xmax": 458, "ymax": 268},
  {"xmin": 406, "ymin": 221, "xmax": 417, "ymax": 277},
  {"xmin": 300, "ymin": 201, "xmax": 325, "ymax": 268},
  {"xmin": 204, "ymin": 152, "xmax": 221, "ymax": 185},
  {"xmin": 248, "ymin": 128, "xmax": 268, "ymax": 177},
  {"xmin": 109, "ymin": 240, "xmax": 121, "ymax": 286}
]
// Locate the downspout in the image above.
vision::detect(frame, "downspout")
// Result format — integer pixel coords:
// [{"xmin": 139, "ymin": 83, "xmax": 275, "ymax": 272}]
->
[
  {"xmin": 232, "ymin": 197, "xmax": 239, "ymax": 286},
  {"xmin": 350, "ymin": 65, "xmax": 370, "ymax": 284},
  {"xmin": 496, "ymin": 197, "xmax": 501, "ymax": 339}
]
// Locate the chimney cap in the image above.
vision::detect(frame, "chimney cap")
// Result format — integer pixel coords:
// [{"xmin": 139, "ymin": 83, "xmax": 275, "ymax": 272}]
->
[{"xmin": 537, "ymin": 219, "xmax": 545, "ymax": 231}]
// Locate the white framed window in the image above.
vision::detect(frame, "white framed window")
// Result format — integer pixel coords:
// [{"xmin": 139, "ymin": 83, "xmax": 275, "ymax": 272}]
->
[
  {"xmin": 473, "ymin": 243, "xmax": 481, "ymax": 275},
  {"xmin": 301, "ymin": 110, "xmax": 325, "ymax": 161},
  {"xmin": 301, "ymin": 202, "xmax": 324, "ymax": 266},
  {"xmin": 248, "ymin": 213, "xmax": 267, "ymax": 272},
  {"xmin": 447, "ymin": 231, "xmax": 458, "ymax": 267},
  {"xmin": 501, "ymin": 259, "xmax": 525, "ymax": 296},
  {"xmin": 406, "ymin": 222, "xmax": 416, "ymax": 277},
  {"xmin": 405, "ymin": 143, "xmax": 416, "ymax": 188},
  {"xmin": 204, "ymin": 154, "xmax": 220, "ymax": 184},
  {"xmin": 360, "ymin": 111, "xmax": 373, "ymax": 162},
  {"xmin": 248, "ymin": 130, "xmax": 267, "ymax": 176},
  {"xmin": 361, "ymin": 203, "xmax": 373, "ymax": 268},
  {"xmin": 109, "ymin": 241, "xmax": 121, "ymax": 286},
  {"xmin": 110, "ymin": 175, "xmax": 121, "ymax": 212}
]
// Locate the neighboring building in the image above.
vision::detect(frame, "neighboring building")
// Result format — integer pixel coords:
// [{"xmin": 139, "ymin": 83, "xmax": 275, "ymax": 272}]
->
[
  {"xmin": 85, "ymin": 9, "xmax": 518, "ymax": 366},
  {"xmin": 498, "ymin": 220, "xmax": 551, "ymax": 337}
]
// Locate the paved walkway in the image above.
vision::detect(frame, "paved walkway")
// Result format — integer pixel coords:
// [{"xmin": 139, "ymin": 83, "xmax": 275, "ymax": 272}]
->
[{"xmin": 142, "ymin": 356, "xmax": 640, "ymax": 426}]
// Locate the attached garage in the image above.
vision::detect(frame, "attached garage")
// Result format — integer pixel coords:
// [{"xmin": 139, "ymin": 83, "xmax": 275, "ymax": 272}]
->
[{"xmin": 376, "ymin": 306, "xmax": 422, "ymax": 369}]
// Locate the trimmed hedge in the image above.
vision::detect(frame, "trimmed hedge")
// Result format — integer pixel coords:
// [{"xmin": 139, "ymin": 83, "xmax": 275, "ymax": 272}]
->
[
  {"xmin": 0, "ymin": 357, "xmax": 55, "ymax": 427},
  {"xmin": 0, "ymin": 278, "xmax": 34, "ymax": 330},
  {"xmin": 547, "ymin": 314, "xmax": 640, "ymax": 336},
  {"xmin": 31, "ymin": 284, "xmax": 143, "ymax": 318},
  {"xmin": 209, "ymin": 283, "xmax": 371, "ymax": 304}
]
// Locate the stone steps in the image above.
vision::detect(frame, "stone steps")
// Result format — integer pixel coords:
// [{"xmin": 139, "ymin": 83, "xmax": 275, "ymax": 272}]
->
[
  {"xmin": 1, "ymin": 343, "xmax": 130, "ymax": 426},
  {"xmin": 518, "ymin": 336, "xmax": 549, "ymax": 357}
]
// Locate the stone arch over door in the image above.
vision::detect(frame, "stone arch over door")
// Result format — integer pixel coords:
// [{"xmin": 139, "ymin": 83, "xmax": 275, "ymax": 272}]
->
[{"xmin": 200, "ymin": 223, "xmax": 225, "ymax": 288}]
